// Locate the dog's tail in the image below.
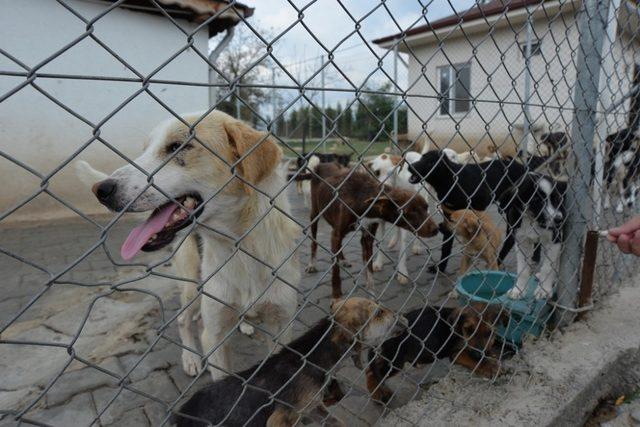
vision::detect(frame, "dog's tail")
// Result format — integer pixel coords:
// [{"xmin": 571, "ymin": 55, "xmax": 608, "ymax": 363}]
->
[{"xmin": 75, "ymin": 160, "xmax": 108, "ymax": 186}]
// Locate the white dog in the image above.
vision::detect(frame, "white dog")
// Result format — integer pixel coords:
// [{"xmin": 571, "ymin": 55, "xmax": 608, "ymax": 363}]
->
[
  {"xmin": 82, "ymin": 111, "xmax": 301, "ymax": 380},
  {"xmin": 368, "ymin": 151, "xmax": 428, "ymax": 284}
]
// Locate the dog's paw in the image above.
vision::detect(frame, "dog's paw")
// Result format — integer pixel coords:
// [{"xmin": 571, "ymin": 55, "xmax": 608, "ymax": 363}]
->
[
  {"xmin": 387, "ymin": 238, "xmax": 398, "ymax": 250},
  {"xmin": 481, "ymin": 361, "xmax": 502, "ymax": 379},
  {"xmin": 507, "ymin": 285, "xmax": 525, "ymax": 299},
  {"xmin": 411, "ymin": 245, "xmax": 423, "ymax": 255},
  {"xmin": 533, "ymin": 286, "xmax": 552, "ymax": 300},
  {"xmin": 371, "ymin": 386, "xmax": 394, "ymax": 405},
  {"xmin": 397, "ymin": 273, "xmax": 409, "ymax": 285},
  {"xmin": 305, "ymin": 264, "xmax": 318, "ymax": 274},
  {"xmin": 208, "ymin": 367, "xmax": 226, "ymax": 383},
  {"xmin": 372, "ymin": 261, "xmax": 383, "ymax": 272},
  {"xmin": 239, "ymin": 322, "xmax": 255, "ymax": 336},
  {"xmin": 181, "ymin": 351, "xmax": 202, "ymax": 377},
  {"xmin": 351, "ymin": 353, "xmax": 364, "ymax": 370},
  {"xmin": 448, "ymin": 288, "xmax": 459, "ymax": 299},
  {"xmin": 616, "ymin": 203, "xmax": 624, "ymax": 214}
]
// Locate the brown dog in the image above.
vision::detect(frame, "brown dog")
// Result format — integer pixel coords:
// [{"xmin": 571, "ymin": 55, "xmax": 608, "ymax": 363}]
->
[
  {"xmin": 447, "ymin": 209, "xmax": 502, "ymax": 274},
  {"xmin": 366, "ymin": 303, "xmax": 506, "ymax": 403},
  {"xmin": 305, "ymin": 163, "xmax": 439, "ymax": 298}
]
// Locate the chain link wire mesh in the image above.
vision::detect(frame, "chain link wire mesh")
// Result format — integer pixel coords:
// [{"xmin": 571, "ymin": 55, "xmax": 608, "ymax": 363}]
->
[{"xmin": 1, "ymin": 0, "xmax": 640, "ymax": 425}]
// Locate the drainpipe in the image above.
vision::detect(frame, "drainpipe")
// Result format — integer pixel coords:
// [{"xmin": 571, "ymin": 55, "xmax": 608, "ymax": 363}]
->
[{"xmin": 208, "ymin": 26, "xmax": 235, "ymax": 108}]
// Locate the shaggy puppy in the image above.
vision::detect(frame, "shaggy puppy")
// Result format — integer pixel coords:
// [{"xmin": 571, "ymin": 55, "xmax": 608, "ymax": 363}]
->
[
  {"xmin": 307, "ymin": 163, "xmax": 439, "ymax": 298},
  {"xmin": 174, "ymin": 297, "xmax": 408, "ymax": 427},
  {"xmin": 366, "ymin": 303, "xmax": 506, "ymax": 403},
  {"xmin": 446, "ymin": 209, "xmax": 502, "ymax": 274},
  {"xmin": 91, "ymin": 111, "xmax": 301, "ymax": 380}
]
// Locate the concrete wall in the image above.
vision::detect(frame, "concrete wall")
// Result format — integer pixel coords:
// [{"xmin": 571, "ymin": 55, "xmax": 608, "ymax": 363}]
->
[
  {"xmin": 405, "ymin": 9, "xmax": 638, "ymax": 156},
  {"xmin": 0, "ymin": 0, "xmax": 209, "ymax": 222}
]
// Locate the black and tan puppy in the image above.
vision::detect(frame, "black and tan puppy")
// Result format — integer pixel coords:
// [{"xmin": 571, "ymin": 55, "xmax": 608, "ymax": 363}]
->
[
  {"xmin": 174, "ymin": 297, "xmax": 408, "ymax": 427},
  {"xmin": 366, "ymin": 303, "xmax": 506, "ymax": 404}
]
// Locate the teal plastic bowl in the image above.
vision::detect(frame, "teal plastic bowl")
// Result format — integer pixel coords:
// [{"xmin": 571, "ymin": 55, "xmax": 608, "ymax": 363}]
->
[{"xmin": 455, "ymin": 270, "xmax": 551, "ymax": 346}]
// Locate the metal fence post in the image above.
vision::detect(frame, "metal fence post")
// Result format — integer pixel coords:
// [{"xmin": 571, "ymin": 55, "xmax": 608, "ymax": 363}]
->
[
  {"xmin": 520, "ymin": 7, "xmax": 533, "ymax": 159},
  {"xmin": 556, "ymin": 0, "xmax": 611, "ymax": 326},
  {"xmin": 393, "ymin": 42, "xmax": 399, "ymax": 150},
  {"xmin": 592, "ymin": 0, "xmax": 621, "ymax": 224},
  {"xmin": 271, "ymin": 68, "xmax": 278, "ymax": 135},
  {"xmin": 321, "ymin": 55, "xmax": 326, "ymax": 152}
]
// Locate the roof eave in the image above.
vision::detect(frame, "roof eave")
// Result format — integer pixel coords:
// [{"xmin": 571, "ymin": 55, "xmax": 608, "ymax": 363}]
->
[{"xmin": 374, "ymin": 0, "xmax": 568, "ymax": 51}]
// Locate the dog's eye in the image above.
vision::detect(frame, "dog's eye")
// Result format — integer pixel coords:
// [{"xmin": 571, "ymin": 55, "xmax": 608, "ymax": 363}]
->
[
  {"xmin": 166, "ymin": 142, "xmax": 188, "ymax": 154},
  {"xmin": 166, "ymin": 142, "xmax": 181, "ymax": 153}
]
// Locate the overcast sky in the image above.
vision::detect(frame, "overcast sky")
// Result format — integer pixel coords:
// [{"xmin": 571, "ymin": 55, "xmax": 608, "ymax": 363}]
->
[{"xmin": 213, "ymin": 0, "xmax": 478, "ymax": 110}]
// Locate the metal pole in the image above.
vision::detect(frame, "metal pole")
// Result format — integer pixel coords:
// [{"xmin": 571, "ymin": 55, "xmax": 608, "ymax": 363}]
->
[
  {"xmin": 592, "ymin": 0, "xmax": 621, "ymax": 224},
  {"xmin": 235, "ymin": 87, "xmax": 241, "ymax": 119},
  {"xmin": 321, "ymin": 55, "xmax": 326, "ymax": 152},
  {"xmin": 557, "ymin": 0, "xmax": 610, "ymax": 326},
  {"xmin": 208, "ymin": 27, "xmax": 235, "ymax": 108},
  {"xmin": 521, "ymin": 9, "xmax": 533, "ymax": 159},
  {"xmin": 271, "ymin": 68, "xmax": 278, "ymax": 135},
  {"xmin": 393, "ymin": 42, "xmax": 399, "ymax": 151}
]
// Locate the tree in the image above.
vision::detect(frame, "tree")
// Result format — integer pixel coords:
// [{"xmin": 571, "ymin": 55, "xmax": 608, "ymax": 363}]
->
[
  {"xmin": 350, "ymin": 83, "xmax": 407, "ymax": 141},
  {"xmin": 340, "ymin": 103, "xmax": 354, "ymax": 137},
  {"xmin": 214, "ymin": 27, "xmax": 272, "ymax": 125}
]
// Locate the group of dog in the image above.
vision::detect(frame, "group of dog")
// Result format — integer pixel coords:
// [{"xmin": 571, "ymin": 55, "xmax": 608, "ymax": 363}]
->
[
  {"xmin": 76, "ymin": 111, "xmax": 638, "ymax": 426},
  {"xmin": 294, "ymin": 140, "xmax": 565, "ymax": 302}
]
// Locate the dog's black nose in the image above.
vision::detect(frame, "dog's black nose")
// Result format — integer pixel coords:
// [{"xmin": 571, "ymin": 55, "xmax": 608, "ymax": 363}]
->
[
  {"xmin": 553, "ymin": 215, "xmax": 564, "ymax": 225},
  {"xmin": 92, "ymin": 179, "xmax": 117, "ymax": 204}
]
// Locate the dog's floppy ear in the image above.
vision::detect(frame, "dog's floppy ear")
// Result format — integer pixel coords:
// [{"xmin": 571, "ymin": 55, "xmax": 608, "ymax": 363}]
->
[
  {"xmin": 448, "ymin": 307, "xmax": 476, "ymax": 338},
  {"xmin": 223, "ymin": 120, "xmax": 282, "ymax": 193},
  {"xmin": 461, "ymin": 213, "xmax": 479, "ymax": 237},
  {"xmin": 364, "ymin": 195, "xmax": 393, "ymax": 215},
  {"xmin": 330, "ymin": 298, "xmax": 344, "ymax": 313}
]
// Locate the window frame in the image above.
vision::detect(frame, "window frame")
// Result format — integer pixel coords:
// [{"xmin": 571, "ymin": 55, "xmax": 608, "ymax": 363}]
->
[
  {"xmin": 520, "ymin": 40, "xmax": 542, "ymax": 58},
  {"xmin": 437, "ymin": 63, "xmax": 472, "ymax": 116}
]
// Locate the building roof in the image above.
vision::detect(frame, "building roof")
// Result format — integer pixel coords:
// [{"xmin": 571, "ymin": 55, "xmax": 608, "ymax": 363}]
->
[
  {"xmin": 372, "ymin": 0, "xmax": 550, "ymax": 45},
  {"xmin": 103, "ymin": 0, "xmax": 254, "ymax": 36}
]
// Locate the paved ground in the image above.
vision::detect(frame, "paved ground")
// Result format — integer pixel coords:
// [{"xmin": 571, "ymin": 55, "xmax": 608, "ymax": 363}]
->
[{"xmin": 0, "ymin": 186, "xmax": 519, "ymax": 427}]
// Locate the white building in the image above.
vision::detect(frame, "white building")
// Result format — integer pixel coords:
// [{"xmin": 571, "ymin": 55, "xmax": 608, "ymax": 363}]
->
[
  {"xmin": 0, "ymin": 0, "xmax": 252, "ymax": 222},
  {"xmin": 374, "ymin": 0, "xmax": 640, "ymax": 156}
]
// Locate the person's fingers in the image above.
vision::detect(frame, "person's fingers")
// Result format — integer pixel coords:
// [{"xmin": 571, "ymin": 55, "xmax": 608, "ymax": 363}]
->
[
  {"xmin": 609, "ymin": 216, "xmax": 640, "ymax": 237},
  {"xmin": 617, "ymin": 233, "xmax": 632, "ymax": 254},
  {"xmin": 631, "ymin": 230, "xmax": 640, "ymax": 256},
  {"xmin": 607, "ymin": 233, "xmax": 617, "ymax": 243}
]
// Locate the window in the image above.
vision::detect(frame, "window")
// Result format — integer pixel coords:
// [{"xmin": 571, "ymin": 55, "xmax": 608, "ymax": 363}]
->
[
  {"xmin": 520, "ymin": 40, "xmax": 542, "ymax": 58},
  {"xmin": 438, "ymin": 63, "xmax": 471, "ymax": 115}
]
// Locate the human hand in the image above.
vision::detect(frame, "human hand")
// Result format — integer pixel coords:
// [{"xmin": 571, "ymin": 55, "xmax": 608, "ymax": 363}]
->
[{"xmin": 606, "ymin": 216, "xmax": 640, "ymax": 256}]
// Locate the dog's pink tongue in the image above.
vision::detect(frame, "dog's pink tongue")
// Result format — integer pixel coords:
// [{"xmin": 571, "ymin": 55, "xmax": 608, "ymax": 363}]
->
[{"xmin": 120, "ymin": 203, "xmax": 178, "ymax": 260}]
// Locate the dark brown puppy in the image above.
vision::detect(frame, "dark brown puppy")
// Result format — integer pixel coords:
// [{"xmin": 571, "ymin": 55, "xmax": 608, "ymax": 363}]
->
[
  {"xmin": 306, "ymin": 163, "xmax": 439, "ymax": 298},
  {"xmin": 173, "ymin": 297, "xmax": 407, "ymax": 427},
  {"xmin": 366, "ymin": 303, "xmax": 507, "ymax": 403}
]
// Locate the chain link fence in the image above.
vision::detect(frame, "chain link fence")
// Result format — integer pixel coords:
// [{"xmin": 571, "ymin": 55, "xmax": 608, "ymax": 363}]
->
[{"xmin": 1, "ymin": 0, "xmax": 640, "ymax": 425}]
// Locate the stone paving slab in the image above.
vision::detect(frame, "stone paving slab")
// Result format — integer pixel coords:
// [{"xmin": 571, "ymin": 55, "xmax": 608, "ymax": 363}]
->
[{"xmin": 0, "ymin": 187, "xmax": 516, "ymax": 426}]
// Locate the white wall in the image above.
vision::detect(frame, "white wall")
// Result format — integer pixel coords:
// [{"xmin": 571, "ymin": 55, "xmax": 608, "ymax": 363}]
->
[
  {"xmin": 405, "ymin": 9, "xmax": 638, "ymax": 155},
  {"xmin": 0, "ymin": 0, "xmax": 209, "ymax": 222}
]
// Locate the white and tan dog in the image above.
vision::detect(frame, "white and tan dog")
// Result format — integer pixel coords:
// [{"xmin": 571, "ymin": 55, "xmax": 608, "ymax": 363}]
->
[
  {"xmin": 82, "ymin": 111, "xmax": 301, "ymax": 381},
  {"xmin": 367, "ymin": 151, "xmax": 428, "ymax": 284}
]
